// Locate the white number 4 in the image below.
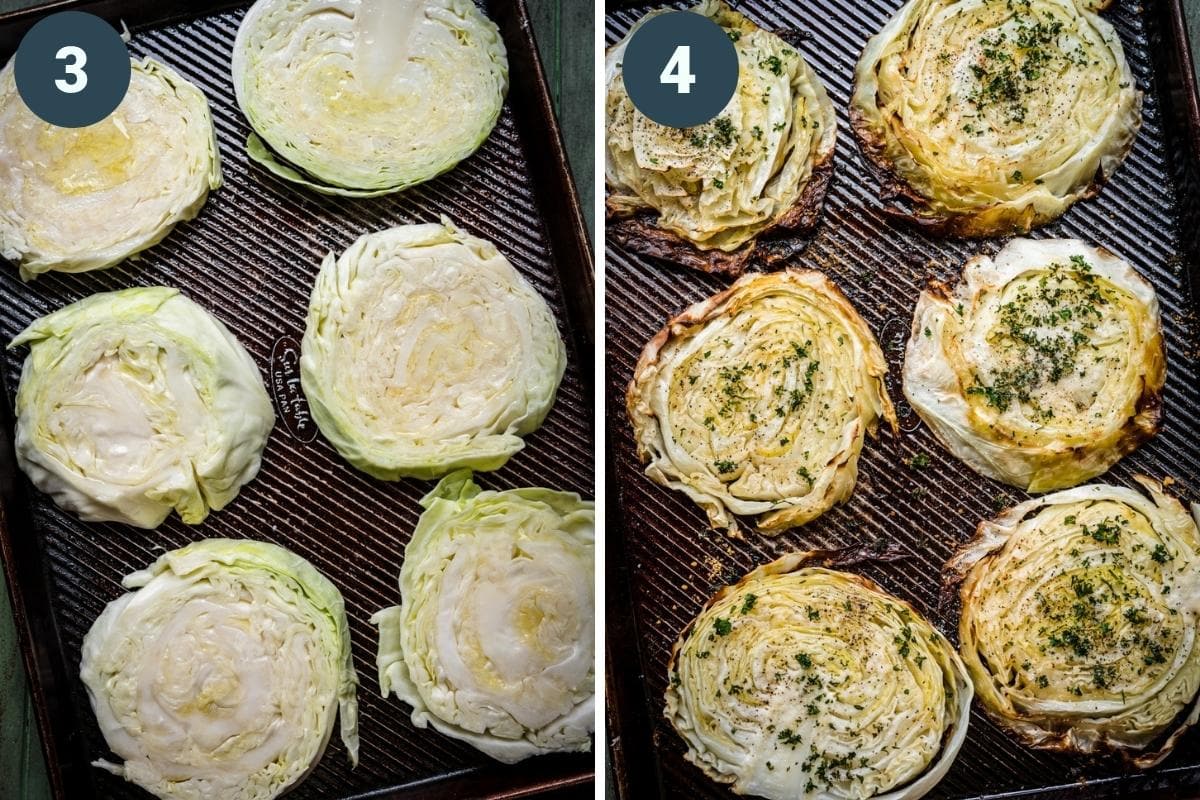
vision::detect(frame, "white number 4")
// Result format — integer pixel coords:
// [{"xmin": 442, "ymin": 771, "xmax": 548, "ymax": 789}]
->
[
  {"xmin": 55, "ymin": 45, "xmax": 87, "ymax": 94},
  {"xmin": 660, "ymin": 45, "xmax": 696, "ymax": 95}
]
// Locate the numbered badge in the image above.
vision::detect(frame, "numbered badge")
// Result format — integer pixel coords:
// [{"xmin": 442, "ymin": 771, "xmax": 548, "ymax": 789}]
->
[
  {"xmin": 620, "ymin": 9, "xmax": 739, "ymax": 129},
  {"xmin": 14, "ymin": 11, "xmax": 131, "ymax": 128}
]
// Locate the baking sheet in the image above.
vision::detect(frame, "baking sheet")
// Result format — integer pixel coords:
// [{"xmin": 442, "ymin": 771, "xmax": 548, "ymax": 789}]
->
[
  {"xmin": 604, "ymin": 0, "xmax": 1200, "ymax": 797},
  {"xmin": 0, "ymin": 1, "xmax": 596, "ymax": 797}
]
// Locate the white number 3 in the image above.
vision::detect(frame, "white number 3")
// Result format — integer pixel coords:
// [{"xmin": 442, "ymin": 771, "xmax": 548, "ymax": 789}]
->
[
  {"xmin": 55, "ymin": 45, "xmax": 87, "ymax": 94},
  {"xmin": 660, "ymin": 45, "xmax": 696, "ymax": 95}
]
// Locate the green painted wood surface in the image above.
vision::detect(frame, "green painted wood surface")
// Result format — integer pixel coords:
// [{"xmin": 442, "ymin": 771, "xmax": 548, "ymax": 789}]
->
[
  {"xmin": 0, "ymin": 559, "xmax": 49, "ymax": 798},
  {"xmin": 0, "ymin": 1, "xmax": 589, "ymax": 797},
  {"xmin": 527, "ymin": 0, "xmax": 594, "ymax": 239}
]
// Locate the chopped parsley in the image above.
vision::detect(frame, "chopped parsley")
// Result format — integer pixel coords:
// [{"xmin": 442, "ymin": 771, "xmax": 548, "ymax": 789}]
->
[
  {"xmin": 778, "ymin": 728, "xmax": 803, "ymax": 747},
  {"xmin": 1082, "ymin": 517, "xmax": 1122, "ymax": 545},
  {"xmin": 740, "ymin": 594, "xmax": 758, "ymax": 614},
  {"xmin": 908, "ymin": 453, "xmax": 932, "ymax": 469},
  {"xmin": 894, "ymin": 625, "xmax": 915, "ymax": 658},
  {"xmin": 715, "ymin": 363, "xmax": 753, "ymax": 416},
  {"xmin": 1038, "ymin": 559, "xmax": 1174, "ymax": 692},
  {"xmin": 711, "ymin": 116, "xmax": 736, "ymax": 147},
  {"xmin": 1092, "ymin": 663, "xmax": 1115, "ymax": 689},
  {"xmin": 1048, "ymin": 627, "xmax": 1091, "ymax": 657},
  {"xmin": 1123, "ymin": 606, "xmax": 1146, "ymax": 625},
  {"xmin": 962, "ymin": 9, "xmax": 1078, "ymax": 127},
  {"xmin": 967, "ymin": 259, "xmax": 1108, "ymax": 419}
]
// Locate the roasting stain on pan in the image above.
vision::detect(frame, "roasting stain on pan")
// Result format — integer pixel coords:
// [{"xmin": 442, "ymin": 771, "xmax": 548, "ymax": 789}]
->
[
  {"xmin": 0, "ymin": 1, "xmax": 594, "ymax": 799},
  {"xmin": 605, "ymin": 0, "xmax": 1200, "ymax": 798},
  {"xmin": 269, "ymin": 335, "xmax": 318, "ymax": 443},
  {"xmin": 877, "ymin": 316, "xmax": 921, "ymax": 434}
]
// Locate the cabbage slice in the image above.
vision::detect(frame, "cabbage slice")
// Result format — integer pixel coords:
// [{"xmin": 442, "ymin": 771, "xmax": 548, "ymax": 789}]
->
[
  {"xmin": 628, "ymin": 270, "xmax": 896, "ymax": 534},
  {"xmin": 372, "ymin": 471, "xmax": 594, "ymax": 763},
  {"xmin": 904, "ymin": 238, "xmax": 1163, "ymax": 492},
  {"xmin": 851, "ymin": 0, "xmax": 1140, "ymax": 236},
  {"xmin": 10, "ymin": 287, "xmax": 274, "ymax": 528},
  {"xmin": 0, "ymin": 57, "xmax": 220, "ymax": 278},
  {"xmin": 606, "ymin": 0, "xmax": 836, "ymax": 272},
  {"xmin": 948, "ymin": 477, "xmax": 1200, "ymax": 765},
  {"xmin": 81, "ymin": 538, "xmax": 359, "ymax": 800},
  {"xmin": 300, "ymin": 219, "xmax": 565, "ymax": 480},
  {"xmin": 232, "ymin": 0, "xmax": 507, "ymax": 195},
  {"xmin": 666, "ymin": 552, "xmax": 972, "ymax": 799}
]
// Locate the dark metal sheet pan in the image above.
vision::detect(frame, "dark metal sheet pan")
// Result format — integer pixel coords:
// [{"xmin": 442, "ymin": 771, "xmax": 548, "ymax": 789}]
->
[
  {"xmin": 604, "ymin": 0, "xmax": 1200, "ymax": 797},
  {"xmin": 0, "ymin": 1, "xmax": 595, "ymax": 797}
]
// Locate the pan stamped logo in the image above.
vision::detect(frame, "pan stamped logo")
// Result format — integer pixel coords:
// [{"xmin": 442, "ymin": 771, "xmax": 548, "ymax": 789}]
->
[{"xmin": 269, "ymin": 336, "xmax": 318, "ymax": 443}]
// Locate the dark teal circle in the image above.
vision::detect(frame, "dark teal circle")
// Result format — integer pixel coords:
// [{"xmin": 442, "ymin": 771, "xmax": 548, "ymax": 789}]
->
[
  {"xmin": 621, "ymin": 11, "xmax": 739, "ymax": 129},
  {"xmin": 14, "ymin": 11, "xmax": 131, "ymax": 128}
]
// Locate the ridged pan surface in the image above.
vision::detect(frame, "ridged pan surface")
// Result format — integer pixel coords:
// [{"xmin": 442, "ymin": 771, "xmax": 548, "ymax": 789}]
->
[
  {"xmin": 0, "ymin": 3, "xmax": 594, "ymax": 798},
  {"xmin": 605, "ymin": 1, "xmax": 1200, "ymax": 797}
]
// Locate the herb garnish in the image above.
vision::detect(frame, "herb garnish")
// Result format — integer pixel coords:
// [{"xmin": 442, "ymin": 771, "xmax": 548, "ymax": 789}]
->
[
  {"xmin": 740, "ymin": 594, "xmax": 758, "ymax": 614},
  {"xmin": 967, "ymin": 260, "xmax": 1108, "ymax": 418}
]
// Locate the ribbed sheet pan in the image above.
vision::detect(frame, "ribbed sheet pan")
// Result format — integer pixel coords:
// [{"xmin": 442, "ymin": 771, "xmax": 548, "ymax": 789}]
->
[
  {"xmin": 604, "ymin": 0, "xmax": 1200, "ymax": 797},
  {"xmin": 0, "ymin": 1, "xmax": 595, "ymax": 798}
]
